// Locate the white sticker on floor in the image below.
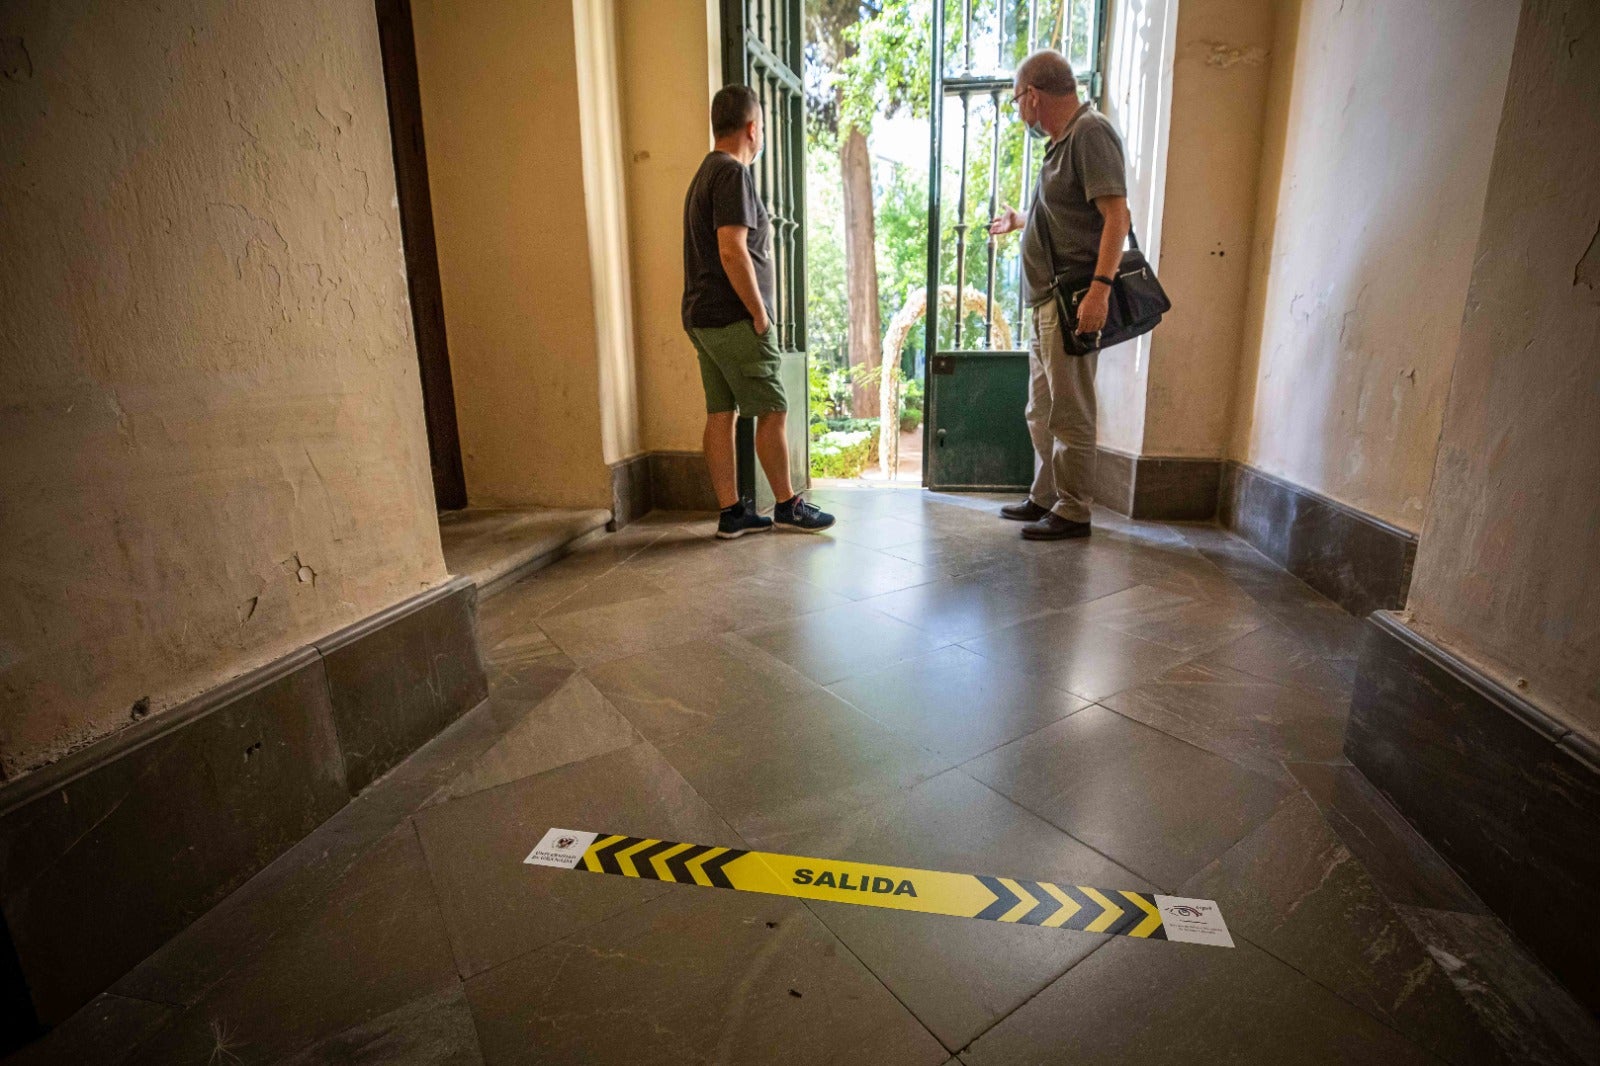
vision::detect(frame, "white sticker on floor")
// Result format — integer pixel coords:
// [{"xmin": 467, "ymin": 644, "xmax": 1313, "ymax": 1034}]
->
[
  {"xmin": 1153, "ymin": 895, "xmax": 1235, "ymax": 948},
  {"xmin": 524, "ymin": 828, "xmax": 599, "ymax": 869}
]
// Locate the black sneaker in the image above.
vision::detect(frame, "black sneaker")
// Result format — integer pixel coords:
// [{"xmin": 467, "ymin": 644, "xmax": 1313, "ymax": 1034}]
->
[
  {"xmin": 773, "ymin": 494, "xmax": 835, "ymax": 533},
  {"xmin": 716, "ymin": 498, "xmax": 774, "ymax": 540}
]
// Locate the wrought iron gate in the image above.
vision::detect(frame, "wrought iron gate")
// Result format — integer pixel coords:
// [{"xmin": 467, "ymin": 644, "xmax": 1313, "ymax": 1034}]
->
[
  {"xmin": 722, "ymin": 0, "xmax": 808, "ymax": 504},
  {"xmin": 923, "ymin": 0, "xmax": 1108, "ymax": 490}
]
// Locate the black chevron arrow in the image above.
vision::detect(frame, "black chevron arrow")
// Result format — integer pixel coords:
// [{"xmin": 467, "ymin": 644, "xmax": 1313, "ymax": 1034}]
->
[
  {"xmin": 593, "ymin": 836, "xmax": 643, "ymax": 876},
  {"xmin": 1054, "ymin": 884, "xmax": 1097, "ymax": 930},
  {"xmin": 700, "ymin": 847, "xmax": 748, "ymax": 889},
  {"xmin": 1097, "ymin": 892, "xmax": 1143, "ymax": 937},
  {"xmin": 974, "ymin": 875, "xmax": 1022, "ymax": 921},
  {"xmin": 626, "ymin": 840, "xmax": 676, "ymax": 880},
  {"xmin": 664, "ymin": 844, "xmax": 711, "ymax": 884},
  {"xmin": 1012, "ymin": 880, "xmax": 1063, "ymax": 925}
]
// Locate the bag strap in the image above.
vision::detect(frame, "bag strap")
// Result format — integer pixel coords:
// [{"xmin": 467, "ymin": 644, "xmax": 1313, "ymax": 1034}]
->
[{"xmin": 1030, "ymin": 117, "xmax": 1139, "ymax": 281}]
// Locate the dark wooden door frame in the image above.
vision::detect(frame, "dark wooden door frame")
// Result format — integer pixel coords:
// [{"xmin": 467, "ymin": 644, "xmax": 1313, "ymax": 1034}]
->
[{"xmin": 374, "ymin": 0, "xmax": 468, "ymax": 511}]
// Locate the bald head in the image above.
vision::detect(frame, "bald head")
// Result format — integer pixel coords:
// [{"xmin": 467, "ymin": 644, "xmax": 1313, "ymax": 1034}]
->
[{"xmin": 1015, "ymin": 49, "xmax": 1078, "ymax": 96}]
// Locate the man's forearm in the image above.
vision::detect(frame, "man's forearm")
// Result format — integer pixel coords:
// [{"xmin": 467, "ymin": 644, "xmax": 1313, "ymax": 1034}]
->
[
  {"xmin": 1094, "ymin": 205, "xmax": 1129, "ymax": 282},
  {"xmin": 720, "ymin": 246, "xmax": 768, "ymax": 326}
]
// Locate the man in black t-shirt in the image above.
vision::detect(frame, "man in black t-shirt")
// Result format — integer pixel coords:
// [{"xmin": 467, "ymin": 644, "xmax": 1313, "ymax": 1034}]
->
[{"xmin": 682, "ymin": 86, "xmax": 834, "ymax": 538}]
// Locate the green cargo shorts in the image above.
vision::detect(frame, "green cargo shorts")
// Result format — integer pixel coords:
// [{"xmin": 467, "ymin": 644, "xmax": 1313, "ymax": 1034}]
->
[{"xmin": 689, "ymin": 319, "xmax": 788, "ymax": 416}]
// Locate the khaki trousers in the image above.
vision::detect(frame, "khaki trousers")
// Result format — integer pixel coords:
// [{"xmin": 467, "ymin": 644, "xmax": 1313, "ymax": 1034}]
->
[{"xmin": 1026, "ymin": 300, "xmax": 1099, "ymax": 523}]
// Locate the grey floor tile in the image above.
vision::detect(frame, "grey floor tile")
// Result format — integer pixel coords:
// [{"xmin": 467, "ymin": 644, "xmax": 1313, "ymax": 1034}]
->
[
  {"xmin": 276, "ymin": 985, "xmax": 483, "ymax": 1066},
  {"xmin": 124, "ymin": 826, "xmax": 460, "ymax": 1066},
  {"xmin": 829, "ymin": 645, "xmax": 1089, "ymax": 763},
  {"xmin": 1079, "ymin": 583, "xmax": 1273, "ymax": 657},
  {"xmin": 1396, "ymin": 905, "xmax": 1600, "ymax": 1066},
  {"xmin": 464, "ymin": 886, "xmax": 947, "ymax": 1066},
  {"xmin": 829, "ymin": 514, "xmax": 935, "ymax": 550},
  {"xmin": 699, "ymin": 571, "xmax": 854, "ymax": 629},
  {"xmin": 876, "ymin": 533, "xmax": 1034, "ymax": 577},
  {"xmin": 963, "ymin": 706, "xmax": 1290, "ymax": 889},
  {"xmin": 425, "ymin": 677, "xmax": 642, "ymax": 806},
  {"xmin": 1183, "ymin": 793, "xmax": 1502, "ymax": 1066},
  {"xmin": 6, "ymin": 993, "xmax": 173, "ymax": 1066},
  {"xmin": 861, "ymin": 571, "xmax": 1077, "ymax": 645},
  {"xmin": 1288, "ymin": 762, "xmax": 1487, "ymax": 914},
  {"xmin": 1103, "ymin": 660, "xmax": 1351, "ymax": 780},
  {"xmin": 536, "ymin": 568, "xmax": 669, "ymax": 620},
  {"xmin": 741, "ymin": 600, "xmax": 950, "ymax": 686},
  {"xmin": 534, "ymin": 591, "xmax": 723, "ymax": 669},
  {"xmin": 765, "ymin": 538, "xmax": 941, "ymax": 601},
  {"xmin": 1203, "ymin": 622, "xmax": 1356, "ymax": 695},
  {"xmin": 584, "ymin": 632, "xmax": 822, "ymax": 745},
  {"xmin": 655, "ymin": 690, "xmax": 952, "ymax": 848},
  {"xmin": 961, "ymin": 612, "xmax": 1197, "ymax": 703},
  {"xmin": 961, "ymin": 935, "xmax": 1443, "ymax": 1066},
  {"xmin": 768, "ymin": 769, "xmax": 1152, "ymax": 1052},
  {"xmin": 111, "ymin": 699, "xmax": 510, "ymax": 1007},
  {"xmin": 412, "ymin": 741, "xmax": 742, "ymax": 979}
]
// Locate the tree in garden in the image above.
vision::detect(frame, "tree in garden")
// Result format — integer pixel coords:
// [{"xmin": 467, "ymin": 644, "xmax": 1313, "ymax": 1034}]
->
[{"xmin": 806, "ymin": 0, "xmax": 931, "ymax": 419}]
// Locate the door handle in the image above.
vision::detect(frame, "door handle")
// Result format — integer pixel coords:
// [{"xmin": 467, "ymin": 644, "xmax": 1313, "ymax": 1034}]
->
[{"xmin": 936, "ymin": 428, "xmax": 947, "ymax": 447}]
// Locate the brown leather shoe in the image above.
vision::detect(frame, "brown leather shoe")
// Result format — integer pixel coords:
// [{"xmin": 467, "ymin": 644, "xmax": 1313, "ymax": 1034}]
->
[
  {"xmin": 1020, "ymin": 512, "xmax": 1092, "ymax": 540},
  {"xmin": 1000, "ymin": 499, "xmax": 1050, "ymax": 522}
]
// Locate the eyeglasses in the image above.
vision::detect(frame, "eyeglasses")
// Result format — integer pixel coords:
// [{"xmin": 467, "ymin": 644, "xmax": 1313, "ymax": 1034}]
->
[{"xmin": 1008, "ymin": 86, "xmax": 1033, "ymax": 107}]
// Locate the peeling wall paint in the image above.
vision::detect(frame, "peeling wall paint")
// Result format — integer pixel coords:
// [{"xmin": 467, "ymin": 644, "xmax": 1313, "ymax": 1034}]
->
[
  {"xmin": 1227, "ymin": 0, "xmax": 1519, "ymax": 530},
  {"xmin": 410, "ymin": 0, "xmax": 613, "ymax": 507},
  {"xmin": 0, "ymin": 0, "xmax": 447, "ymax": 775},
  {"xmin": 1407, "ymin": 0, "xmax": 1600, "ymax": 739}
]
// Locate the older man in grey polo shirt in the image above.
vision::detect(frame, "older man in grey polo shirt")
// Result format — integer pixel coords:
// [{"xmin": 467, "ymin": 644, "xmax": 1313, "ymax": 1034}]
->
[{"xmin": 989, "ymin": 49, "xmax": 1130, "ymax": 540}]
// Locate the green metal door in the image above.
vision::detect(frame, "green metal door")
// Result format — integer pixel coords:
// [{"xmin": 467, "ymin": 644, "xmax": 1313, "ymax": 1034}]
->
[
  {"xmin": 923, "ymin": 0, "xmax": 1108, "ymax": 491},
  {"xmin": 722, "ymin": 0, "xmax": 807, "ymax": 507}
]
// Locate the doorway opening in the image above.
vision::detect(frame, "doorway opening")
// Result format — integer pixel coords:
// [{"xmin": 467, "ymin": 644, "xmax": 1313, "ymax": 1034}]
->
[{"xmin": 797, "ymin": 0, "xmax": 1106, "ymax": 491}]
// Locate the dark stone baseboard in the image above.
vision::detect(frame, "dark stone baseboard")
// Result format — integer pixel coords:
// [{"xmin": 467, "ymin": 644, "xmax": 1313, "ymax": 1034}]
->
[
  {"xmin": 1093, "ymin": 448, "xmax": 1220, "ymax": 521},
  {"xmin": 0, "ymin": 578, "xmax": 486, "ymax": 1036},
  {"xmin": 647, "ymin": 450, "xmax": 719, "ymax": 512},
  {"xmin": 1220, "ymin": 461, "xmax": 1416, "ymax": 616},
  {"xmin": 1346, "ymin": 612, "xmax": 1600, "ymax": 1012},
  {"xmin": 609, "ymin": 454, "xmax": 652, "ymax": 529}
]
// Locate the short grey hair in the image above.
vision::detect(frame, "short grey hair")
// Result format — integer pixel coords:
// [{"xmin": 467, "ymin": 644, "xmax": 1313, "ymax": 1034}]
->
[{"xmin": 1016, "ymin": 49, "xmax": 1078, "ymax": 96}]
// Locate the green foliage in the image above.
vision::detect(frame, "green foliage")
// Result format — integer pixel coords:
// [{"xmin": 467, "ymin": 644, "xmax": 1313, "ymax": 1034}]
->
[
  {"xmin": 809, "ymin": 429, "xmax": 875, "ymax": 479},
  {"xmin": 836, "ymin": 2, "xmax": 933, "ymax": 137},
  {"xmin": 804, "ymin": 150, "xmax": 849, "ymax": 360},
  {"xmin": 807, "ymin": 361, "xmax": 853, "ymax": 421}
]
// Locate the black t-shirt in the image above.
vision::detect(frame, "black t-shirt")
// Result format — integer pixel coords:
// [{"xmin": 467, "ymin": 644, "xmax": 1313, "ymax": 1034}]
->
[{"xmin": 682, "ymin": 152, "xmax": 775, "ymax": 331}]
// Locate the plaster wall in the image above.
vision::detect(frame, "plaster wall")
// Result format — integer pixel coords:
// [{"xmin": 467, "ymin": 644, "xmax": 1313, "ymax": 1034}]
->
[
  {"xmin": 617, "ymin": 0, "xmax": 718, "ymax": 454},
  {"xmin": 0, "ymin": 0, "xmax": 445, "ymax": 776},
  {"xmin": 410, "ymin": 0, "xmax": 613, "ymax": 507},
  {"xmin": 1141, "ymin": 0, "xmax": 1275, "ymax": 458},
  {"xmin": 1406, "ymin": 0, "xmax": 1600, "ymax": 739},
  {"xmin": 1097, "ymin": 0, "xmax": 1180, "ymax": 455},
  {"xmin": 573, "ymin": 0, "xmax": 641, "ymax": 466},
  {"xmin": 1227, "ymin": 0, "xmax": 1518, "ymax": 530}
]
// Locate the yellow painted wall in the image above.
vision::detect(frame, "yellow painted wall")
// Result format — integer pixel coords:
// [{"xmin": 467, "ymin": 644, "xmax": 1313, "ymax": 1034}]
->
[
  {"xmin": 1227, "ymin": 0, "xmax": 1519, "ymax": 530},
  {"xmin": 1406, "ymin": 0, "xmax": 1600, "ymax": 739},
  {"xmin": 1142, "ymin": 0, "xmax": 1276, "ymax": 458},
  {"xmin": 411, "ymin": 0, "xmax": 614, "ymax": 507},
  {"xmin": 617, "ymin": 0, "xmax": 719, "ymax": 454},
  {"xmin": 0, "ymin": 0, "xmax": 445, "ymax": 776}
]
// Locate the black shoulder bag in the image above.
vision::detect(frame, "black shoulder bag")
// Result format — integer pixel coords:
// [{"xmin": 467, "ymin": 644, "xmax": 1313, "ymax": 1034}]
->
[{"xmin": 1036, "ymin": 199, "xmax": 1172, "ymax": 357}]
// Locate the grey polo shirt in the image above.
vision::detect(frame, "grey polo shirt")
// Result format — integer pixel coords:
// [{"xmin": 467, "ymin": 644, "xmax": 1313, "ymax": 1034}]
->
[{"xmin": 1021, "ymin": 108, "xmax": 1129, "ymax": 306}]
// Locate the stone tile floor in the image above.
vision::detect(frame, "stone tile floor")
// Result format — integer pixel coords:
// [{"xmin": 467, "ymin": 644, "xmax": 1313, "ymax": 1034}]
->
[{"xmin": 16, "ymin": 486, "xmax": 1600, "ymax": 1065}]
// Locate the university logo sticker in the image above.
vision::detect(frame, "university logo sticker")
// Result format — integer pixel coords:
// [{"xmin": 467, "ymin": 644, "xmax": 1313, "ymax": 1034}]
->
[{"xmin": 524, "ymin": 827, "xmax": 1232, "ymax": 947}]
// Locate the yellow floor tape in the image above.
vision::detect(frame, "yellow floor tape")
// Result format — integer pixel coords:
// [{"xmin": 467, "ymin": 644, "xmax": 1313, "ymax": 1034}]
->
[{"xmin": 525, "ymin": 827, "xmax": 1233, "ymax": 947}]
